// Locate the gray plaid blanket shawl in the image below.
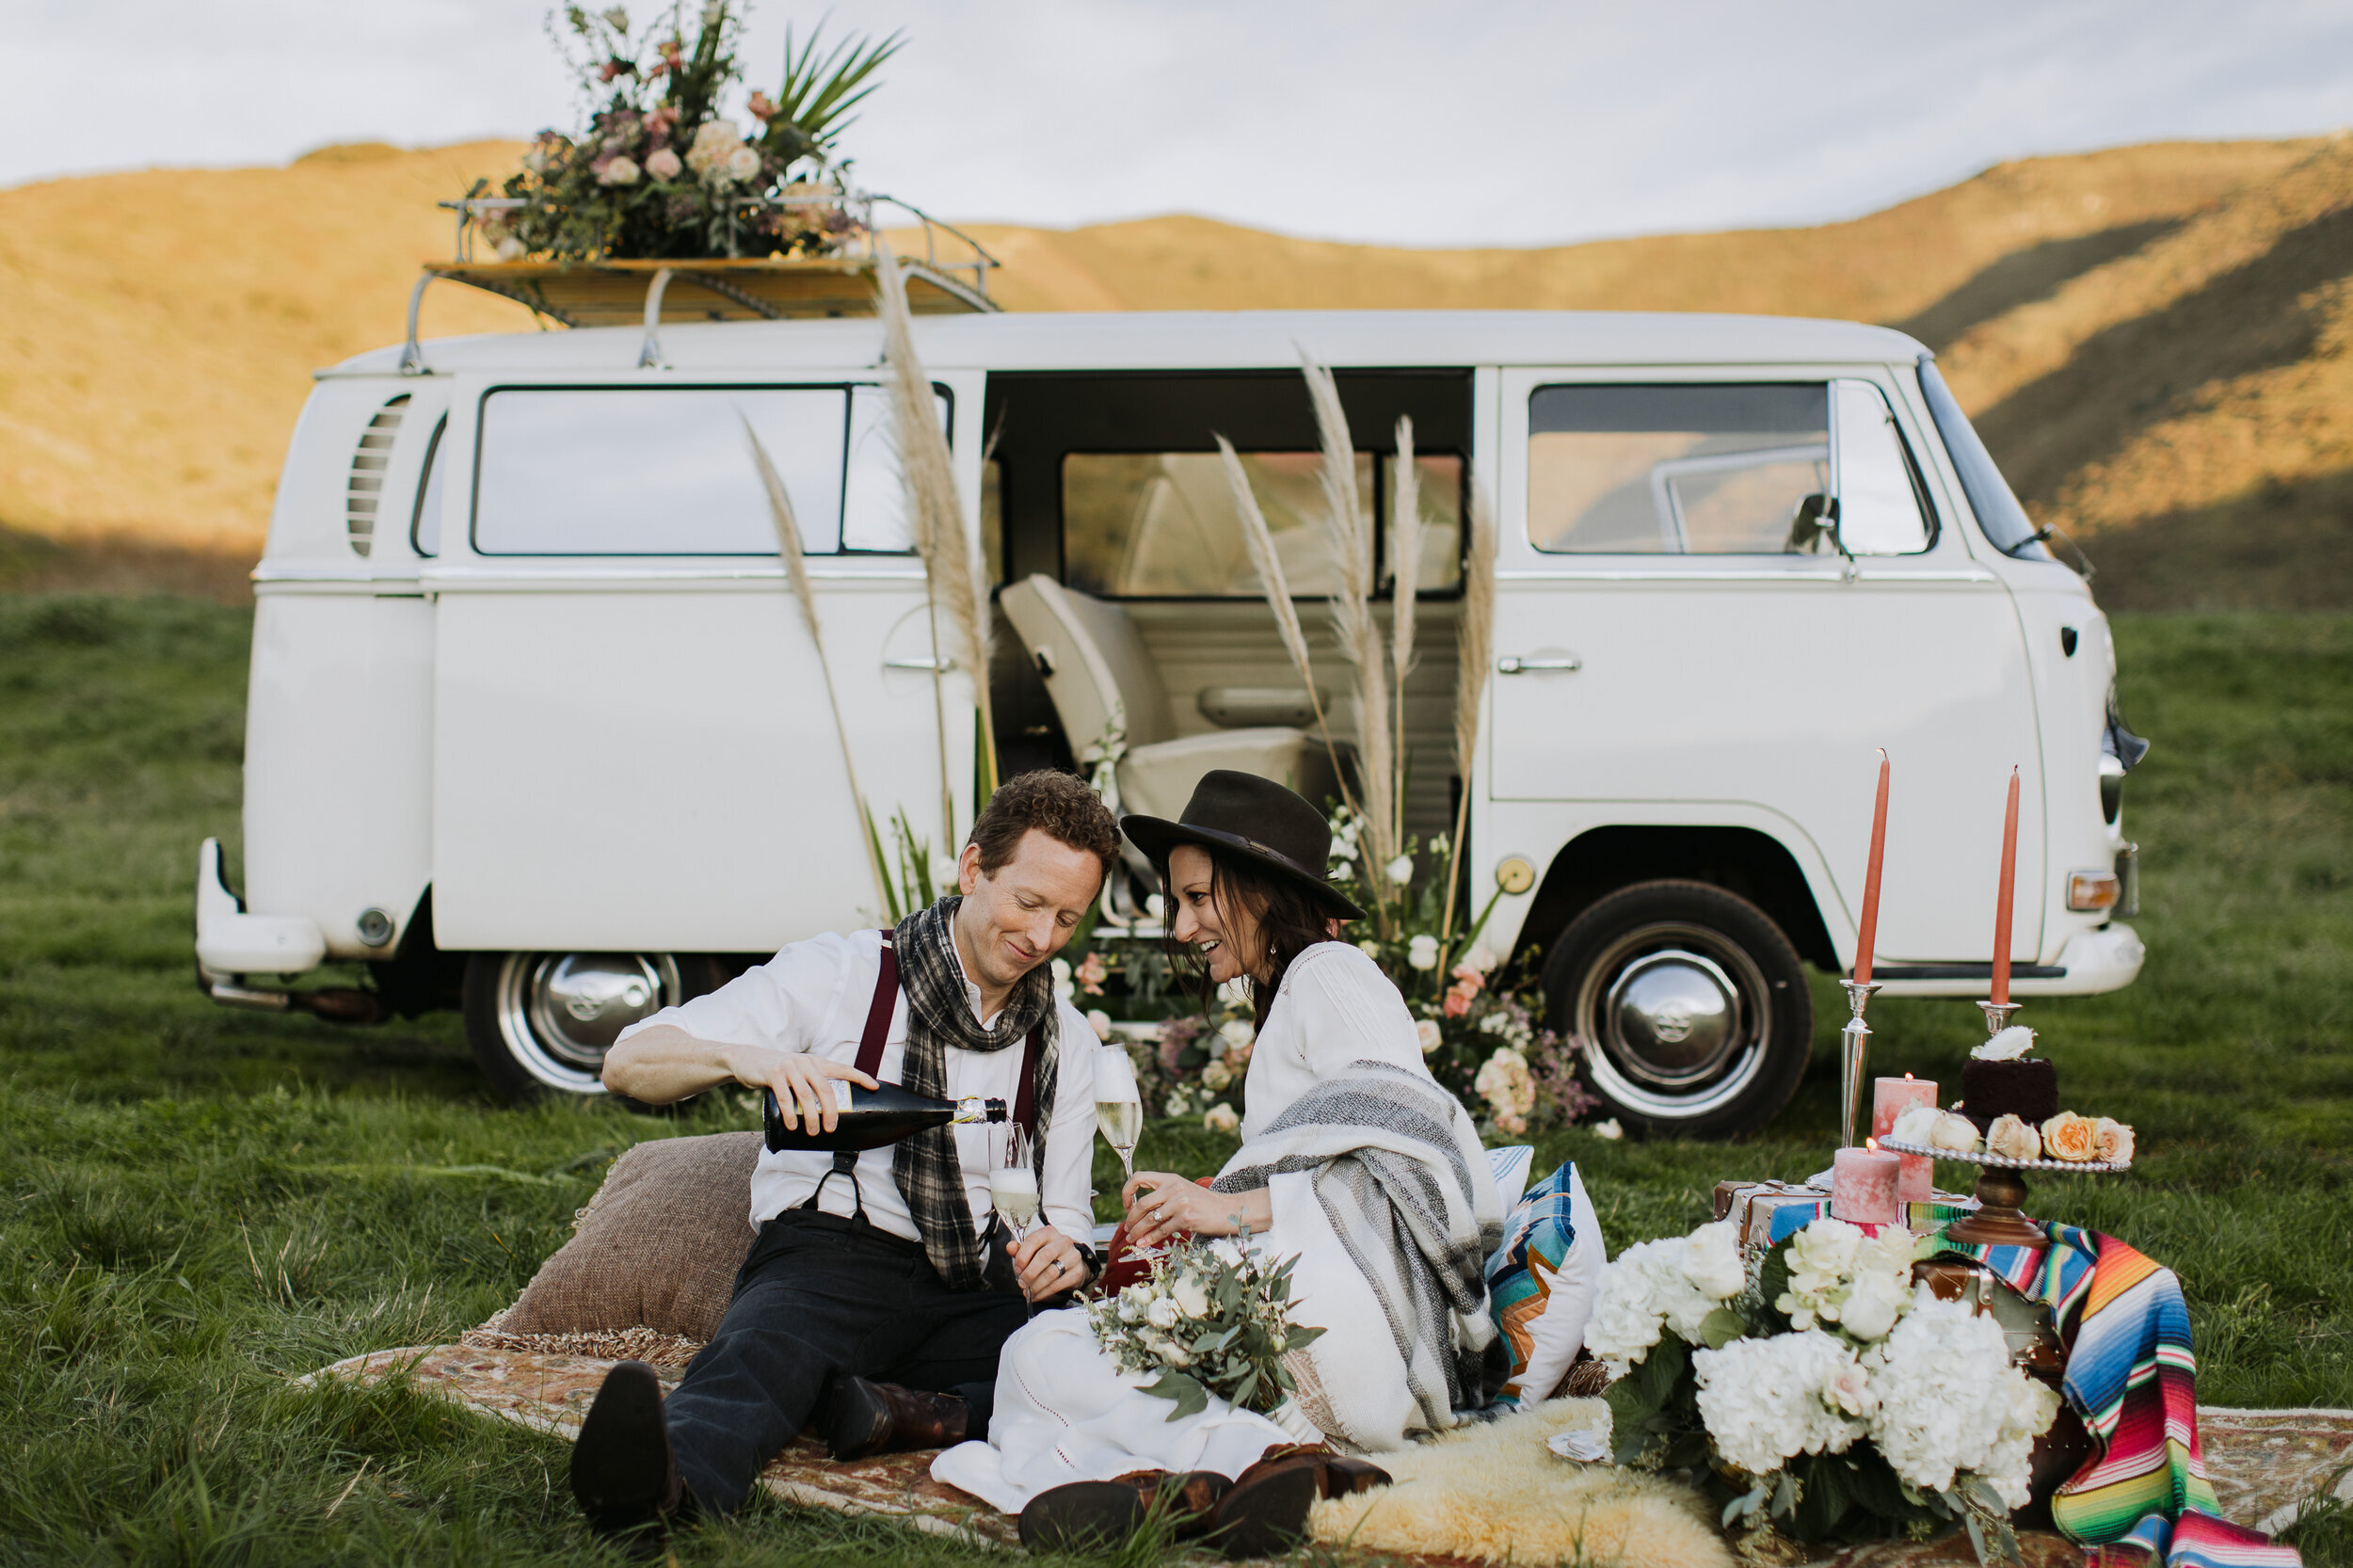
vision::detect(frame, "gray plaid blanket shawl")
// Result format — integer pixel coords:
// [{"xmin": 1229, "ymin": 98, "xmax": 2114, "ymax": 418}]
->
[{"xmin": 1211, "ymin": 1058, "xmax": 1504, "ymax": 1431}]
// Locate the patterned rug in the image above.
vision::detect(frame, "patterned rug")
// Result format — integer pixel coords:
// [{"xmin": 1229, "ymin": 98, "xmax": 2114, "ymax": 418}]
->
[{"xmin": 304, "ymin": 1346, "xmax": 2350, "ymax": 1563}]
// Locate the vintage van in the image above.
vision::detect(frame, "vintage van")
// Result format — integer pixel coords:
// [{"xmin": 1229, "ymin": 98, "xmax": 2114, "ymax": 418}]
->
[{"xmin": 195, "ymin": 307, "xmax": 2145, "ymax": 1136}]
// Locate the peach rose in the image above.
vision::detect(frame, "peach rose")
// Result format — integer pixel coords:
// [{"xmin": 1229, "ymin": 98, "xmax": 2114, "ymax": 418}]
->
[
  {"xmin": 1986, "ymin": 1112, "xmax": 2041, "ymax": 1161},
  {"xmin": 2092, "ymin": 1117, "xmax": 2135, "ymax": 1164},
  {"xmin": 2041, "ymin": 1112, "xmax": 2097, "ymax": 1161}
]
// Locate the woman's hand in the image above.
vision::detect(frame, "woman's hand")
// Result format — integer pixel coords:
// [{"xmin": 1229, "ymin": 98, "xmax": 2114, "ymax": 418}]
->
[
  {"xmin": 1012, "ymin": 1224, "xmax": 1088, "ymax": 1303},
  {"xmin": 1121, "ymin": 1171, "xmax": 1272, "ymax": 1248}
]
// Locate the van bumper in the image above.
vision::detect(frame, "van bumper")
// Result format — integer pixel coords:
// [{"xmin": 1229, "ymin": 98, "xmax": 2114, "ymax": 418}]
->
[
  {"xmin": 1869, "ymin": 922, "xmax": 2144, "ymax": 998},
  {"xmin": 195, "ymin": 838, "xmax": 325, "ymax": 980}
]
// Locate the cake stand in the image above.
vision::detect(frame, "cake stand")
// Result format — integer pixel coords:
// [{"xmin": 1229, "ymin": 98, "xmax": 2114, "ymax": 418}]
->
[{"xmin": 1878, "ymin": 1138, "xmax": 2131, "ymax": 1247}]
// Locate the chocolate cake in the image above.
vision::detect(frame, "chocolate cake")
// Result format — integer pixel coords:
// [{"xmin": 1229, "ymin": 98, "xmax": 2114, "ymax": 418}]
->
[{"xmin": 1959, "ymin": 1026, "xmax": 2056, "ymax": 1133}]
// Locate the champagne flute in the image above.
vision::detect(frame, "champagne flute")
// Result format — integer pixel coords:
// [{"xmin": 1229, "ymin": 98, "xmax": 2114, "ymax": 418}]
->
[
  {"xmin": 1095, "ymin": 1042, "xmax": 1144, "ymax": 1191},
  {"xmin": 990, "ymin": 1123, "xmax": 1040, "ymax": 1310}
]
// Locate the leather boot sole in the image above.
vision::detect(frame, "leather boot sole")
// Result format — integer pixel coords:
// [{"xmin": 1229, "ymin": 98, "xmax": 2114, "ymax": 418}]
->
[
  {"xmin": 822, "ymin": 1376, "xmax": 895, "ymax": 1462},
  {"xmin": 1204, "ymin": 1464, "xmax": 1319, "ymax": 1560},
  {"xmin": 569, "ymin": 1361, "xmax": 679, "ymax": 1542},
  {"xmin": 1018, "ymin": 1480, "xmax": 1149, "ymax": 1551}
]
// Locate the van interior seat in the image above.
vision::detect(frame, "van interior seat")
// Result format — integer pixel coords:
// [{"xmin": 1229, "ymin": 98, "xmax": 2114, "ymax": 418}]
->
[{"xmin": 999, "ymin": 574, "xmax": 1342, "ymax": 833}]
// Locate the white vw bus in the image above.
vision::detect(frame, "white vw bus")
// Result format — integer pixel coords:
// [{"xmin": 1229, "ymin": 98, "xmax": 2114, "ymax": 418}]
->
[{"xmin": 196, "ymin": 306, "xmax": 2145, "ymax": 1136}]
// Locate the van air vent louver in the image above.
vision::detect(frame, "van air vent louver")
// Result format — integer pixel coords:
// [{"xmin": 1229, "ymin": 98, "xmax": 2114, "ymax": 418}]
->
[{"xmin": 346, "ymin": 395, "xmax": 409, "ymax": 558}]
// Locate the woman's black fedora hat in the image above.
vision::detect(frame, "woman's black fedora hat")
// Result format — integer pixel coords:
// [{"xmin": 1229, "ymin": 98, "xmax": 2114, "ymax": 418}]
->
[{"xmin": 1121, "ymin": 770, "xmax": 1365, "ymax": 920}]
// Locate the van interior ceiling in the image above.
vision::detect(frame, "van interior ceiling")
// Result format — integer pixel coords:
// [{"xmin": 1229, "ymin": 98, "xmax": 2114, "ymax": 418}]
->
[{"xmin": 981, "ymin": 369, "xmax": 1475, "ymax": 842}]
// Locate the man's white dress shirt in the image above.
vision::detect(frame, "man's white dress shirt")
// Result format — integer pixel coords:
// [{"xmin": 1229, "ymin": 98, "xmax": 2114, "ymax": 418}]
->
[{"xmin": 616, "ymin": 928, "xmax": 1098, "ymax": 1245}]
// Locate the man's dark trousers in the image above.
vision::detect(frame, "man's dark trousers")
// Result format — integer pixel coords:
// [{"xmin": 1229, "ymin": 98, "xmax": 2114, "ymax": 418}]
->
[{"xmin": 664, "ymin": 1208, "xmax": 1029, "ymax": 1516}]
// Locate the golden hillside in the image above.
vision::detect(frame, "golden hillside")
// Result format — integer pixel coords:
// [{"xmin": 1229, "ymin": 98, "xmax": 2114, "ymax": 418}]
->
[{"xmin": 1, "ymin": 134, "xmax": 2345, "ymax": 605}]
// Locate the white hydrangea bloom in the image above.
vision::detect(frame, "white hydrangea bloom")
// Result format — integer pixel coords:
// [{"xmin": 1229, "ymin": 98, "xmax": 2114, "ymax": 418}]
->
[
  {"xmin": 1693, "ymin": 1330, "xmax": 1869, "ymax": 1475},
  {"xmin": 1865, "ymin": 1290, "xmax": 2057, "ymax": 1505}
]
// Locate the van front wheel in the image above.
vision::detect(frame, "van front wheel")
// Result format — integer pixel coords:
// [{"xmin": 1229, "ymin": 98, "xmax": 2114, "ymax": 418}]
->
[
  {"xmin": 1541, "ymin": 881, "xmax": 1811, "ymax": 1140},
  {"xmin": 462, "ymin": 952, "xmax": 709, "ymax": 1106}
]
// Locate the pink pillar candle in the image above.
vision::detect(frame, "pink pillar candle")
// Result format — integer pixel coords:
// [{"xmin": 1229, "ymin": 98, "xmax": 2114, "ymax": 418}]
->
[
  {"xmin": 1832, "ymin": 1144, "xmax": 1901, "ymax": 1226},
  {"xmin": 1872, "ymin": 1076, "xmax": 1938, "ymax": 1202}
]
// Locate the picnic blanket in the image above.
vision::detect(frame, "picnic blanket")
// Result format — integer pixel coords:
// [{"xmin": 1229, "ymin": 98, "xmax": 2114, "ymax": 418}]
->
[{"xmin": 1929, "ymin": 1222, "xmax": 2303, "ymax": 1568}]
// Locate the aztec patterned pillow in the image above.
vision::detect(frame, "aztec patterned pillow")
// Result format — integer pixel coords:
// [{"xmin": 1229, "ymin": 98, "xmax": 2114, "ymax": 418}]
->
[{"xmin": 1483, "ymin": 1160, "xmax": 1606, "ymax": 1408}]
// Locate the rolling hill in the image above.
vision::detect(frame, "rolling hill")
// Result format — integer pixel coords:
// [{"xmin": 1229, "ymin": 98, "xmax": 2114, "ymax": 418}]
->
[{"xmin": 1, "ymin": 134, "xmax": 2346, "ymax": 606}]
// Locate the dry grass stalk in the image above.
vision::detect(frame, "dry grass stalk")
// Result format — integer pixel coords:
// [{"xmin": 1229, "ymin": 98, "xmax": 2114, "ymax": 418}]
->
[
  {"xmin": 1440, "ymin": 476, "xmax": 1497, "ymax": 944},
  {"xmin": 1388, "ymin": 415, "xmax": 1422, "ymax": 832},
  {"xmin": 1300, "ymin": 353, "xmax": 1398, "ymax": 913},
  {"xmin": 740, "ymin": 412, "xmax": 892, "ymax": 913},
  {"xmin": 1216, "ymin": 435, "xmax": 1366, "ymax": 828},
  {"xmin": 873, "ymin": 243, "xmax": 1000, "ymax": 829}
]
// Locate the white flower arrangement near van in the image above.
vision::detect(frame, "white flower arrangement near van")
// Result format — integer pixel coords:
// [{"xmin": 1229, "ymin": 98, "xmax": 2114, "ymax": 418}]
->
[{"xmin": 1590, "ymin": 1214, "xmax": 2058, "ymax": 1560}]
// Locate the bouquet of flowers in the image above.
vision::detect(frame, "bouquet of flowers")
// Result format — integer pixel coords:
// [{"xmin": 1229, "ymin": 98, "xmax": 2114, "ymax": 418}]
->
[
  {"xmin": 1086, "ymin": 1235, "xmax": 1326, "ymax": 1420},
  {"xmin": 468, "ymin": 4, "xmax": 898, "ymax": 263},
  {"xmin": 1592, "ymin": 1215, "xmax": 2059, "ymax": 1560}
]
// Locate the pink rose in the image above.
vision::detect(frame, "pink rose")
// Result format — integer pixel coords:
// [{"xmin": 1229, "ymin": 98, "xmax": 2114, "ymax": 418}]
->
[
  {"xmin": 2092, "ymin": 1117, "xmax": 2135, "ymax": 1164},
  {"xmin": 1443, "ymin": 991, "xmax": 1471, "ymax": 1019},
  {"xmin": 644, "ymin": 147, "xmax": 682, "ymax": 181},
  {"xmin": 747, "ymin": 91, "xmax": 776, "ymax": 120},
  {"xmin": 1986, "ymin": 1113, "xmax": 2041, "ymax": 1161}
]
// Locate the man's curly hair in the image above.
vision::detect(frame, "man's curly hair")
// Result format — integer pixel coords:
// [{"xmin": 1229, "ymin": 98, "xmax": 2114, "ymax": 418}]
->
[{"xmin": 968, "ymin": 769, "xmax": 1122, "ymax": 885}]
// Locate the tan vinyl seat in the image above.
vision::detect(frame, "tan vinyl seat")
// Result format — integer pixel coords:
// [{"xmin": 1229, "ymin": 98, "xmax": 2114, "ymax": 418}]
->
[{"xmin": 999, "ymin": 574, "xmax": 1340, "ymax": 827}]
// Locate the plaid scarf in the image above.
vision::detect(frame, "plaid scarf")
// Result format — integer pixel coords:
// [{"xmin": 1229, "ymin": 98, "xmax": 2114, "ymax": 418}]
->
[{"xmin": 890, "ymin": 897, "xmax": 1059, "ymax": 1291}]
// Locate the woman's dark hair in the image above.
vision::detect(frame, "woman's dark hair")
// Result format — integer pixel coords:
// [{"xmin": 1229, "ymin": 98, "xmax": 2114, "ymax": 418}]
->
[{"xmin": 1159, "ymin": 844, "xmax": 1340, "ymax": 1032}]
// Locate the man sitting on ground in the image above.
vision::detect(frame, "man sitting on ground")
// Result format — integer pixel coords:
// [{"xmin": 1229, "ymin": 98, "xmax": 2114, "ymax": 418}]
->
[{"xmin": 571, "ymin": 770, "xmax": 1118, "ymax": 1542}]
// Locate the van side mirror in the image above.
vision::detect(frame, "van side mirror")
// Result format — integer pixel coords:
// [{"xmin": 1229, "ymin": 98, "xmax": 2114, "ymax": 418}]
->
[{"xmin": 1785, "ymin": 492, "xmax": 1859, "ymax": 580}]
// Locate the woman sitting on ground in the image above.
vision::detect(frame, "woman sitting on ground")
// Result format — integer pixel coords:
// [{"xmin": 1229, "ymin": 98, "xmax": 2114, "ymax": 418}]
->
[{"xmin": 931, "ymin": 771, "xmax": 1505, "ymax": 1556}]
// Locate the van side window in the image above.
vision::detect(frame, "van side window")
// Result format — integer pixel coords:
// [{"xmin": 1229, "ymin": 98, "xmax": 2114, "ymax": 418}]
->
[
  {"xmin": 1528, "ymin": 382, "xmax": 1929, "ymax": 555},
  {"xmin": 1062, "ymin": 451, "xmax": 1461, "ymax": 598},
  {"xmin": 411, "ymin": 415, "xmax": 447, "ymax": 557},
  {"xmin": 473, "ymin": 387, "xmax": 854, "ymax": 555}
]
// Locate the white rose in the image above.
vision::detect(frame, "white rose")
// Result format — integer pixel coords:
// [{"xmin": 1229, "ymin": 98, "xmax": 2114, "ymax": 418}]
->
[
  {"xmin": 1146, "ymin": 1295, "xmax": 1178, "ymax": 1328},
  {"xmin": 1217, "ymin": 977, "xmax": 1252, "ymax": 1007},
  {"xmin": 1328, "ymin": 835, "xmax": 1356, "ymax": 862},
  {"xmin": 1406, "ymin": 935, "xmax": 1439, "ymax": 970},
  {"xmin": 1416, "ymin": 1018, "xmax": 1443, "ymax": 1055},
  {"xmin": 723, "ymin": 144, "xmax": 763, "ymax": 184},
  {"xmin": 1219, "ymin": 1018, "xmax": 1255, "ymax": 1048},
  {"xmin": 597, "ymin": 154, "xmax": 641, "ymax": 185},
  {"xmin": 1085, "ymin": 1008, "xmax": 1113, "ymax": 1042},
  {"xmin": 1385, "ymin": 855, "xmax": 1414, "ymax": 884},
  {"xmin": 1593, "ymin": 1118, "xmax": 1623, "ymax": 1141},
  {"xmin": 1201, "ymin": 1060, "xmax": 1232, "ymax": 1092},
  {"xmin": 1839, "ymin": 1269, "xmax": 1908, "ymax": 1342},
  {"xmin": 644, "ymin": 147, "xmax": 682, "ymax": 181},
  {"xmin": 1357, "ymin": 939, "xmax": 1383, "ymax": 959},
  {"xmin": 1929, "ymin": 1111, "xmax": 1982, "ymax": 1152},
  {"xmin": 1986, "ymin": 1112, "xmax": 2042, "ymax": 1161},
  {"xmin": 1170, "ymin": 1272, "xmax": 1210, "ymax": 1318},
  {"xmin": 1463, "ymin": 945, "xmax": 1499, "ymax": 975},
  {"xmin": 2092, "ymin": 1117, "xmax": 2135, "ymax": 1164},
  {"xmin": 685, "ymin": 120, "xmax": 743, "ymax": 173},
  {"xmin": 1204, "ymin": 1103, "xmax": 1239, "ymax": 1135},
  {"xmin": 1890, "ymin": 1103, "xmax": 1940, "ymax": 1145},
  {"xmin": 1972, "ymin": 1025, "xmax": 2037, "ymax": 1063}
]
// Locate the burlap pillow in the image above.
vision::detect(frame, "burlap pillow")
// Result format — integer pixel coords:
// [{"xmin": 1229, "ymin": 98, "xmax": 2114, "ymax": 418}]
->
[{"xmin": 478, "ymin": 1130, "xmax": 762, "ymax": 1352}]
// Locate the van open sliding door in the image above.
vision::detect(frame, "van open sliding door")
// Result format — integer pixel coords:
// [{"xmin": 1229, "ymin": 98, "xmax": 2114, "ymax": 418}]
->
[{"xmin": 423, "ymin": 372, "xmax": 979, "ymax": 957}]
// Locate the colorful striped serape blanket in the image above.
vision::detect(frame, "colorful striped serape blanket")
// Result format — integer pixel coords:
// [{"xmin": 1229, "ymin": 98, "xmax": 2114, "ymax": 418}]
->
[{"xmin": 1929, "ymin": 1221, "xmax": 2300, "ymax": 1568}]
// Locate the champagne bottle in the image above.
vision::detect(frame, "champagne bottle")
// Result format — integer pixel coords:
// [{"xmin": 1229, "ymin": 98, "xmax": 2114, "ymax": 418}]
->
[{"xmin": 761, "ymin": 1080, "xmax": 1009, "ymax": 1153}]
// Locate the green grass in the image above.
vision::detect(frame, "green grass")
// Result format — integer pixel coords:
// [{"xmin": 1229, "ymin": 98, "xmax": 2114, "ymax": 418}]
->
[{"xmin": 0, "ymin": 596, "xmax": 2346, "ymax": 1565}]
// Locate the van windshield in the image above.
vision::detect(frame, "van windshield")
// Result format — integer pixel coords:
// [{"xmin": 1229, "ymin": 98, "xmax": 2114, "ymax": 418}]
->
[{"xmin": 1914, "ymin": 357, "xmax": 2048, "ymax": 558}]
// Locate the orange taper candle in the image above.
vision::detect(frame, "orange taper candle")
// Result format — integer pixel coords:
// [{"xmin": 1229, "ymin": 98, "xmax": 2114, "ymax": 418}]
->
[
  {"xmin": 1854, "ymin": 750, "xmax": 1890, "ymax": 985},
  {"xmin": 1990, "ymin": 767, "xmax": 2020, "ymax": 1005}
]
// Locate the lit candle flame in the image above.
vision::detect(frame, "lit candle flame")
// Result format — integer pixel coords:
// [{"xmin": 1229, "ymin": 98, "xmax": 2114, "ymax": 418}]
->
[
  {"xmin": 1865, "ymin": 1136, "xmax": 1880, "ymax": 1151},
  {"xmin": 1904, "ymin": 1071, "xmax": 1914, "ymax": 1080}
]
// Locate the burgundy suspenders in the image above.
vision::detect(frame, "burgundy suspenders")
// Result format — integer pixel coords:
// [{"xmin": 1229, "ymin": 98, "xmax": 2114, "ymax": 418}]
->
[{"xmin": 802, "ymin": 932, "xmax": 1046, "ymax": 1221}]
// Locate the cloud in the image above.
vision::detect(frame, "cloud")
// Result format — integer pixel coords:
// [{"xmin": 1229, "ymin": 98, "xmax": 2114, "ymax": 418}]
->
[{"xmin": 7, "ymin": 0, "xmax": 2348, "ymax": 245}]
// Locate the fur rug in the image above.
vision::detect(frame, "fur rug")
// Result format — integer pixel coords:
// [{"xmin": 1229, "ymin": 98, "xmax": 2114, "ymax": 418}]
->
[{"xmin": 1311, "ymin": 1399, "xmax": 1737, "ymax": 1568}]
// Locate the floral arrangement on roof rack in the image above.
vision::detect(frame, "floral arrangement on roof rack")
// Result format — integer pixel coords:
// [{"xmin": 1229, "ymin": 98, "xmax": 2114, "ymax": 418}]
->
[
  {"xmin": 462, "ymin": 3, "xmax": 900, "ymax": 263},
  {"xmin": 1590, "ymin": 1213, "xmax": 2060, "ymax": 1562}
]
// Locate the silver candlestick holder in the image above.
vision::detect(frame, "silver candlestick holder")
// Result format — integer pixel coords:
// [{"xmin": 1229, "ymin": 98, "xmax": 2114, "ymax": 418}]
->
[
  {"xmin": 1837, "ymin": 978, "xmax": 1883, "ymax": 1149},
  {"xmin": 1978, "ymin": 999, "xmax": 2023, "ymax": 1037}
]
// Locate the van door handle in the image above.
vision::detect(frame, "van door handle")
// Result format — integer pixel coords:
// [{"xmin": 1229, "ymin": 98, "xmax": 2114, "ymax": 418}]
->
[
  {"xmin": 885, "ymin": 656, "xmax": 954, "ymax": 672},
  {"xmin": 1497, "ymin": 654, "xmax": 1581, "ymax": 674}
]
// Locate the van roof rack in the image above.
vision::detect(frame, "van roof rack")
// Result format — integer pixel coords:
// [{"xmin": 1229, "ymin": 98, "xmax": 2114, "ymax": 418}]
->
[{"xmin": 402, "ymin": 190, "xmax": 998, "ymax": 370}]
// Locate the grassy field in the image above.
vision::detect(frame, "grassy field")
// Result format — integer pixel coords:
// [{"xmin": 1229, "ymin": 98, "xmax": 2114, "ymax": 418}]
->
[{"xmin": 0, "ymin": 595, "xmax": 2345, "ymax": 1565}]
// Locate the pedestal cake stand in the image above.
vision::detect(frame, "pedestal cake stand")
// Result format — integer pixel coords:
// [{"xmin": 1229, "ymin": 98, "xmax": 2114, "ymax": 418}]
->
[{"xmin": 1879, "ymin": 1138, "xmax": 2131, "ymax": 1247}]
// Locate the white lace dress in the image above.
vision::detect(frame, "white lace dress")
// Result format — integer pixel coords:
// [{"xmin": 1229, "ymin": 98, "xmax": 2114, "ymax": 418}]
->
[{"xmin": 930, "ymin": 943, "xmax": 1484, "ymax": 1513}]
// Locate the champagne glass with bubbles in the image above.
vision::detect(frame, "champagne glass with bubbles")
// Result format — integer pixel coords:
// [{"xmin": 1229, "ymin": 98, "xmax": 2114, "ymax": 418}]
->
[
  {"xmin": 990, "ymin": 1124, "xmax": 1041, "ymax": 1310},
  {"xmin": 1096, "ymin": 1042, "xmax": 1144, "ymax": 1190}
]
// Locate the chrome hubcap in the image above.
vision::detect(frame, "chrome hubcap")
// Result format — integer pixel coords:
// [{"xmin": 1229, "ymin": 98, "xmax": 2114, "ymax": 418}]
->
[
  {"xmin": 495, "ymin": 952, "xmax": 679, "ymax": 1091},
  {"xmin": 1577, "ymin": 921, "xmax": 1771, "ymax": 1121}
]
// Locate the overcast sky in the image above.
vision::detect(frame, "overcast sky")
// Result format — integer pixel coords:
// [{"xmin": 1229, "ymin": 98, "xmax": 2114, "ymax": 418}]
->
[{"xmin": 9, "ymin": 0, "xmax": 2350, "ymax": 246}]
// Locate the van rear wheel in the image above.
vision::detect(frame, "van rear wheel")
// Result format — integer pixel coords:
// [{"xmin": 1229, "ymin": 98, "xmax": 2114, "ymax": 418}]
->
[
  {"xmin": 462, "ymin": 952, "xmax": 714, "ymax": 1106},
  {"xmin": 1542, "ymin": 881, "xmax": 1811, "ymax": 1140}
]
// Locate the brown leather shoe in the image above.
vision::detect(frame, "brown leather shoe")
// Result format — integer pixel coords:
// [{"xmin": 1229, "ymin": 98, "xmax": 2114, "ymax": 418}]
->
[
  {"xmin": 821, "ymin": 1377, "xmax": 969, "ymax": 1461},
  {"xmin": 1112, "ymin": 1468, "xmax": 1231, "ymax": 1536},
  {"xmin": 1202, "ymin": 1461, "xmax": 1319, "ymax": 1560},
  {"xmin": 1230, "ymin": 1443, "xmax": 1392, "ymax": 1500}
]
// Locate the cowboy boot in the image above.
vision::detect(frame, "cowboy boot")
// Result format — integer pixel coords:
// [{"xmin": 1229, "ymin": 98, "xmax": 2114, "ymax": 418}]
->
[
  {"xmin": 1017, "ymin": 1469, "xmax": 1230, "ymax": 1551},
  {"xmin": 570, "ymin": 1361, "xmax": 686, "ymax": 1548},
  {"xmin": 1230, "ymin": 1441, "xmax": 1394, "ymax": 1500},
  {"xmin": 1200, "ymin": 1456, "xmax": 1321, "ymax": 1560},
  {"xmin": 1115, "ymin": 1468, "xmax": 1232, "ymax": 1537},
  {"xmin": 821, "ymin": 1377, "xmax": 969, "ymax": 1461}
]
